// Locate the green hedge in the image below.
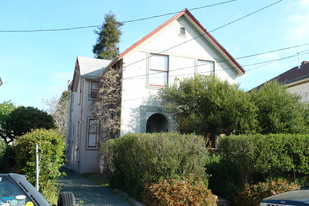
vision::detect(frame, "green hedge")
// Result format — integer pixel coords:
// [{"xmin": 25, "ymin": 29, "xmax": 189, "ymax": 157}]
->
[
  {"xmin": 207, "ymin": 134, "xmax": 309, "ymax": 201},
  {"xmin": 102, "ymin": 133, "xmax": 208, "ymax": 199},
  {"xmin": 13, "ymin": 129, "xmax": 65, "ymax": 204},
  {"xmin": 0, "ymin": 140, "xmax": 11, "ymax": 173}
]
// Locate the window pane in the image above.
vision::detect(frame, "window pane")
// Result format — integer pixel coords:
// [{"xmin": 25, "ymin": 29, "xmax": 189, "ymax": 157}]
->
[
  {"xmin": 197, "ymin": 60, "xmax": 214, "ymax": 75},
  {"xmin": 89, "ymin": 120, "xmax": 97, "ymax": 133},
  {"xmin": 88, "ymin": 119, "xmax": 97, "ymax": 148},
  {"xmin": 88, "ymin": 134, "xmax": 97, "ymax": 147},
  {"xmin": 149, "ymin": 70, "xmax": 167, "ymax": 86},
  {"xmin": 90, "ymin": 82, "xmax": 98, "ymax": 98},
  {"xmin": 150, "ymin": 55, "xmax": 168, "ymax": 71}
]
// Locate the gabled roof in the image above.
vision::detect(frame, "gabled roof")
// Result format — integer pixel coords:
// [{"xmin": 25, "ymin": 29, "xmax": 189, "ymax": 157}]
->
[
  {"xmin": 117, "ymin": 9, "xmax": 245, "ymax": 75},
  {"xmin": 77, "ymin": 56, "xmax": 111, "ymax": 78},
  {"xmin": 70, "ymin": 56, "xmax": 111, "ymax": 91},
  {"xmin": 253, "ymin": 61, "xmax": 309, "ymax": 90},
  {"xmin": 273, "ymin": 61, "xmax": 309, "ymax": 86}
]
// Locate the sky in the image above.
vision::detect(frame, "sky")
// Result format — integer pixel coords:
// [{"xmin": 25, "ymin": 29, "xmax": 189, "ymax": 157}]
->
[{"xmin": 1, "ymin": 0, "xmax": 309, "ymax": 110}]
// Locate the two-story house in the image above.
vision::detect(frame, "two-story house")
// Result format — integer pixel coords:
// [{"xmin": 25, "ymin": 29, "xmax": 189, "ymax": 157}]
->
[{"xmin": 66, "ymin": 9, "xmax": 245, "ymax": 174}]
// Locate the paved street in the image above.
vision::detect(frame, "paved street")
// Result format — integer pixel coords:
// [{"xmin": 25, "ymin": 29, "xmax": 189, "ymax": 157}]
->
[{"xmin": 58, "ymin": 170, "xmax": 132, "ymax": 206}]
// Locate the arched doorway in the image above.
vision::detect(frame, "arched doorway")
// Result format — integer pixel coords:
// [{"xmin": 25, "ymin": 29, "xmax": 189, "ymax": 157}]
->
[{"xmin": 146, "ymin": 113, "xmax": 169, "ymax": 133}]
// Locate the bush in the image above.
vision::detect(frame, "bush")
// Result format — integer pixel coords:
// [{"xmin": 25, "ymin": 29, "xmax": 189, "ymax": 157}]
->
[
  {"xmin": 13, "ymin": 129, "xmax": 65, "ymax": 204},
  {"xmin": 142, "ymin": 174, "xmax": 217, "ymax": 206},
  {"xmin": 0, "ymin": 140, "xmax": 9, "ymax": 172},
  {"xmin": 103, "ymin": 133, "xmax": 208, "ymax": 199},
  {"xmin": 235, "ymin": 178, "xmax": 300, "ymax": 206},
  {"xmin": 207, "ymin": 134, "xmax": 309, "ymax": 202}
]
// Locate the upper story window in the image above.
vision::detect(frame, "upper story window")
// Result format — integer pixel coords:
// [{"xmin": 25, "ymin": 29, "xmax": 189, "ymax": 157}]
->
[
  {"xmin": 180, "ymin": 27, "xmax": 185, "ymax": 35},
  {"xmin": 90, "ymin": 81, "xmax": 99, "ymax": 99},
  {"xmin": 148, "ymin": 54, "xmax": 169, "ymax": 87},
  {"xmin": 196, "ymin": 60, "xmax": 215, "ymax": 75}
]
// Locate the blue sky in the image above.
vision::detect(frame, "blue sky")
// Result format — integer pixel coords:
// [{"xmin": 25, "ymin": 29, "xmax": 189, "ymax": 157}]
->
[{"xmin": 1, "ymin": 0, "xmax": 309, "ymax": 110}]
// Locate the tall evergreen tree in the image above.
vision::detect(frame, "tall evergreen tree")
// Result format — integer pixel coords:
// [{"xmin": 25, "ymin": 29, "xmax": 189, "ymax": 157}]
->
[{"xmin": 93, "ymin": 12, "xmax": 123, "ymax": 59}]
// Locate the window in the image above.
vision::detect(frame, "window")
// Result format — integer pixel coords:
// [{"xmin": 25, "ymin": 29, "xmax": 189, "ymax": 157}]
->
[
  {"xmin": 180, "ymin": 27, "xmax": 186, "ymax": 35},
  {"xmin": 90, "ymin": 81, "xmax": 99, "ymax": 98},
  {"xmin": 87, "ymin": 119, "xmax": 98, "ymax": 149},
  {"xmin": 148, "ymin": 54, "xmax": 169, "ymax": 87},
  {"xmin": 196, "ymin": 60, "xmax": 214, "ymax": 75}
]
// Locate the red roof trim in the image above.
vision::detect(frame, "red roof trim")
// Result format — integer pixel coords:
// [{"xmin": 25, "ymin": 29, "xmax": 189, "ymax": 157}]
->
[
  {"xmin": 183, "ymin": 9, "xmax": 245, "ymax": 74},
  {"xmin": 119, "ymin": 9, "xmax": 186, "ymax": 58},
  {"xmin": 119, "ymin": 8, "xmax": 245, "ymax": 74}
]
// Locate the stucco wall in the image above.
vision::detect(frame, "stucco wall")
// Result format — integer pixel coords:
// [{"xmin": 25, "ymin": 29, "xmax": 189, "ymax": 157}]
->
[
  {"xmin": 120, "ymin": 16, "xmax": 239, "ymax": 135},
  {"xmin": 287, "ymin": 81, "xmax": 309, "ymax": 103}
]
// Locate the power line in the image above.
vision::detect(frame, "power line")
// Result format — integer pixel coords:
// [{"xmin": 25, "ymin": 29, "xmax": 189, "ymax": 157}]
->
[
  {"xmin": 123, "ymin": 0, "xmax": 283, "ymax": 69},
  {"xmin": 122, "ymin": 43, "xmax": 309, "ymax": 80},
  {"xmin": 0, "ymin": 0, "xmax": 236, "ymax": 33}
]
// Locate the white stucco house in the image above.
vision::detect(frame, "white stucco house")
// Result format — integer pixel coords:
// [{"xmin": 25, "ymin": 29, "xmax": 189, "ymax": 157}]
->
[
  {"xmin": 276, "ymin": 61, "xmax": 309, "ymax": 103},
  {"xmin": 66, "ymin": 9, "xmax": 245, "ymax": 174}
]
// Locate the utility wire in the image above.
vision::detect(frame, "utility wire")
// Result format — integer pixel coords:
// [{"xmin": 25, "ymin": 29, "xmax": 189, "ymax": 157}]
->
[
  {"xmin": 122, "ymin": 43, "xmax": 309, "ymax": 80},
  {"xmin": 0, "ymin": 0, "xmax": 236, "ymax": 33},
  {"xmin": 123, "ymin": 0, "xmax": 283, "ymax": 69}
]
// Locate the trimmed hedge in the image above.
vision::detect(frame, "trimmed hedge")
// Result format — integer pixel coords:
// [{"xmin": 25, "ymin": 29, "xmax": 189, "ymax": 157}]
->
[
  {"xmin": 207, "ymin": 134, "xmax": 309, "ymax": 201},
  {"xmin": 13, "ymin": 129, "xmax": 65, "ymax": 204},
  {"xmin": 0, "ymin": 140, "xmax": 11, "ymax": 173},
  {"xmin": 102, "ymin": 133, "xmax": 208, "ymax": 199}
]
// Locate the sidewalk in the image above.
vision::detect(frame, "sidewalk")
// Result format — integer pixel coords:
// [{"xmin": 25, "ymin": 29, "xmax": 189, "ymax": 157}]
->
[{"xmin": 58, "ymin": 169, "xmax": 132, "ymax": 206}]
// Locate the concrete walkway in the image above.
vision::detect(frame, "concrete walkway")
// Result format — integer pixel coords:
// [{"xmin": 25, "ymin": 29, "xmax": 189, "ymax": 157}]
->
[{"xmin": 58, "ymin": 170, "xmax": 132, "ymax": 206}]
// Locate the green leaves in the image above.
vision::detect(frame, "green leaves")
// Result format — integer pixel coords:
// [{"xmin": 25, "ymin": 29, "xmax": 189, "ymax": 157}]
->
[
  {"xmin": 251, "ymin": 81, "xmax": 308, "ymax": 134},
  {"xmin": 14, "ymin": 129, "xmax": 65, "ymax": 204},
  {"xmin": 102, "ymin": 133, "xmax": 208, "ymax": 199},
  {"xmin": 93, "ymin": 12, "xmax": 123, "ymax": 59},
  {"xmin": 160, "ymin": 75, "xmax": 258, "ymax": 136}
]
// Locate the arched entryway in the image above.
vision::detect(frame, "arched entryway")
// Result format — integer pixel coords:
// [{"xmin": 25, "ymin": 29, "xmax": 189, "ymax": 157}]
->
[{"xmin": 146, "ymin": 113, "xmax": 169, "ymax": 133}]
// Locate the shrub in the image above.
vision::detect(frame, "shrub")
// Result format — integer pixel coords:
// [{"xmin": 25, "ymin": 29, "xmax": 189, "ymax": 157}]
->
[
  {"xmin": 207, "ymin": 134, "xmax": 309, "ymax": 202},
  {"xmin": 235, "ymin": 178, "xmax": 300, "ymax": 206},
  {"xmin": 13, "ymin": 129, "xmax": 65, "ymax": 204},
  {"xmin": 0, "ymin": 140, "xmax": 9, "ymax": 172},
  {"xmin": 142, "ymin": 174, "xmax": 217, "ymax": 206},
  {"xmin": 103, "ymin": 133, "xmax": 208, "ymax": 199}
]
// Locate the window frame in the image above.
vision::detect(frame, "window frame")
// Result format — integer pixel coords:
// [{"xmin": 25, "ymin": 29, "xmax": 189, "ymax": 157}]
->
[
  {"xmin": 89, "ymin": 81, "xmax": 99, "ymax": 99},
  {"xmin": 86, "ymin": 118, "xmax": 98, "ymax": 150},
  {"xmin": 196, "ymin": 59, "xmax": 215, "ymax": 76},
  {"xmin": 148, "ymin": 53, "xmax": 169, "ymax": 88}
]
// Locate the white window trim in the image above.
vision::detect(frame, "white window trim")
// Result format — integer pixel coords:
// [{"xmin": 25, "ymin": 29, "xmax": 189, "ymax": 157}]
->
[
  {"xmin": 147, "ymin": 53, "xmax": 169, "ymax": 88},
  {"xmin": 196, "ymin": 59, "xmax": 215, "ymax": 75}
]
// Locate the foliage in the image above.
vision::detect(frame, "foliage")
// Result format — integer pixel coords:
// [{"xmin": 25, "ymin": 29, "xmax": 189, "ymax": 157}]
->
[
  {"xmin": 160, "ymin": 75, "xmax": 258, "ymax": 137},
  {"xmin": 44, "ymin": 91, "xmax": 70, "ymax": 137},
  {"xmin": 207, "ymin": 134, "xmax": 309, "ymax": 201},
  {"xmin": 235, "ymin": 178, "xmax": 300, "ymax": 206},
  {"xmin": 93, "ymin": 62, "xmax": 122, "ymax": 148},
  {"xmin": 250, "ymin": 81, "xmax": 309, "ymax": 134},
  {"xmin": 102, "ymin": 133, "xmax": 208, "ymax": 199},
  {"xmin": 0, "ymin": 101, "xmax": 16, "ymax": 143},
  {"xmin": 93, "ymin": 12, "xmax": 123, "ymax": 59},
  {"xmin": 13, "ymin": 129, "xmax": 65, "ymax": 204},
  {"xmin": 0, "ymin": 105, "xmax": 55, "ymax": 143},
  {"xmin": 206, "ymin": 153, "xmax": 241, "ymax": 201},
  {"xmin": 142, "ymin": 174, "xmax": 217, "ymax": 206}
]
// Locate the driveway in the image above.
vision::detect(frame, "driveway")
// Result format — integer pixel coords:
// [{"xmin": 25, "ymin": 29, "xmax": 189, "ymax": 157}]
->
[{"xmin": 58, "ymin": 169, "xmax": 133, "ymax": 206}]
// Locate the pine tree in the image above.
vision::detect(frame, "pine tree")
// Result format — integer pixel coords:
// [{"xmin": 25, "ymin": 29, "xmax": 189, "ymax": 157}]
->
[{"xmin": 93, "ymin": 12, "xmax": 123, "ymax": 59}]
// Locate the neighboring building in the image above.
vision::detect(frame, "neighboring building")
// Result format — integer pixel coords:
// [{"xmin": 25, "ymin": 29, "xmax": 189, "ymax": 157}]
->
[
  {"xmin": 66, "ymin": 56, "xmax": 111, "ymax": 173},
  {"xmin": 257, "ymin": 61, "xmax": 309, "ymax": 103},
  {"xmin": 66, "ymin": 9, "xmax": 245, "ymax": 173}
]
